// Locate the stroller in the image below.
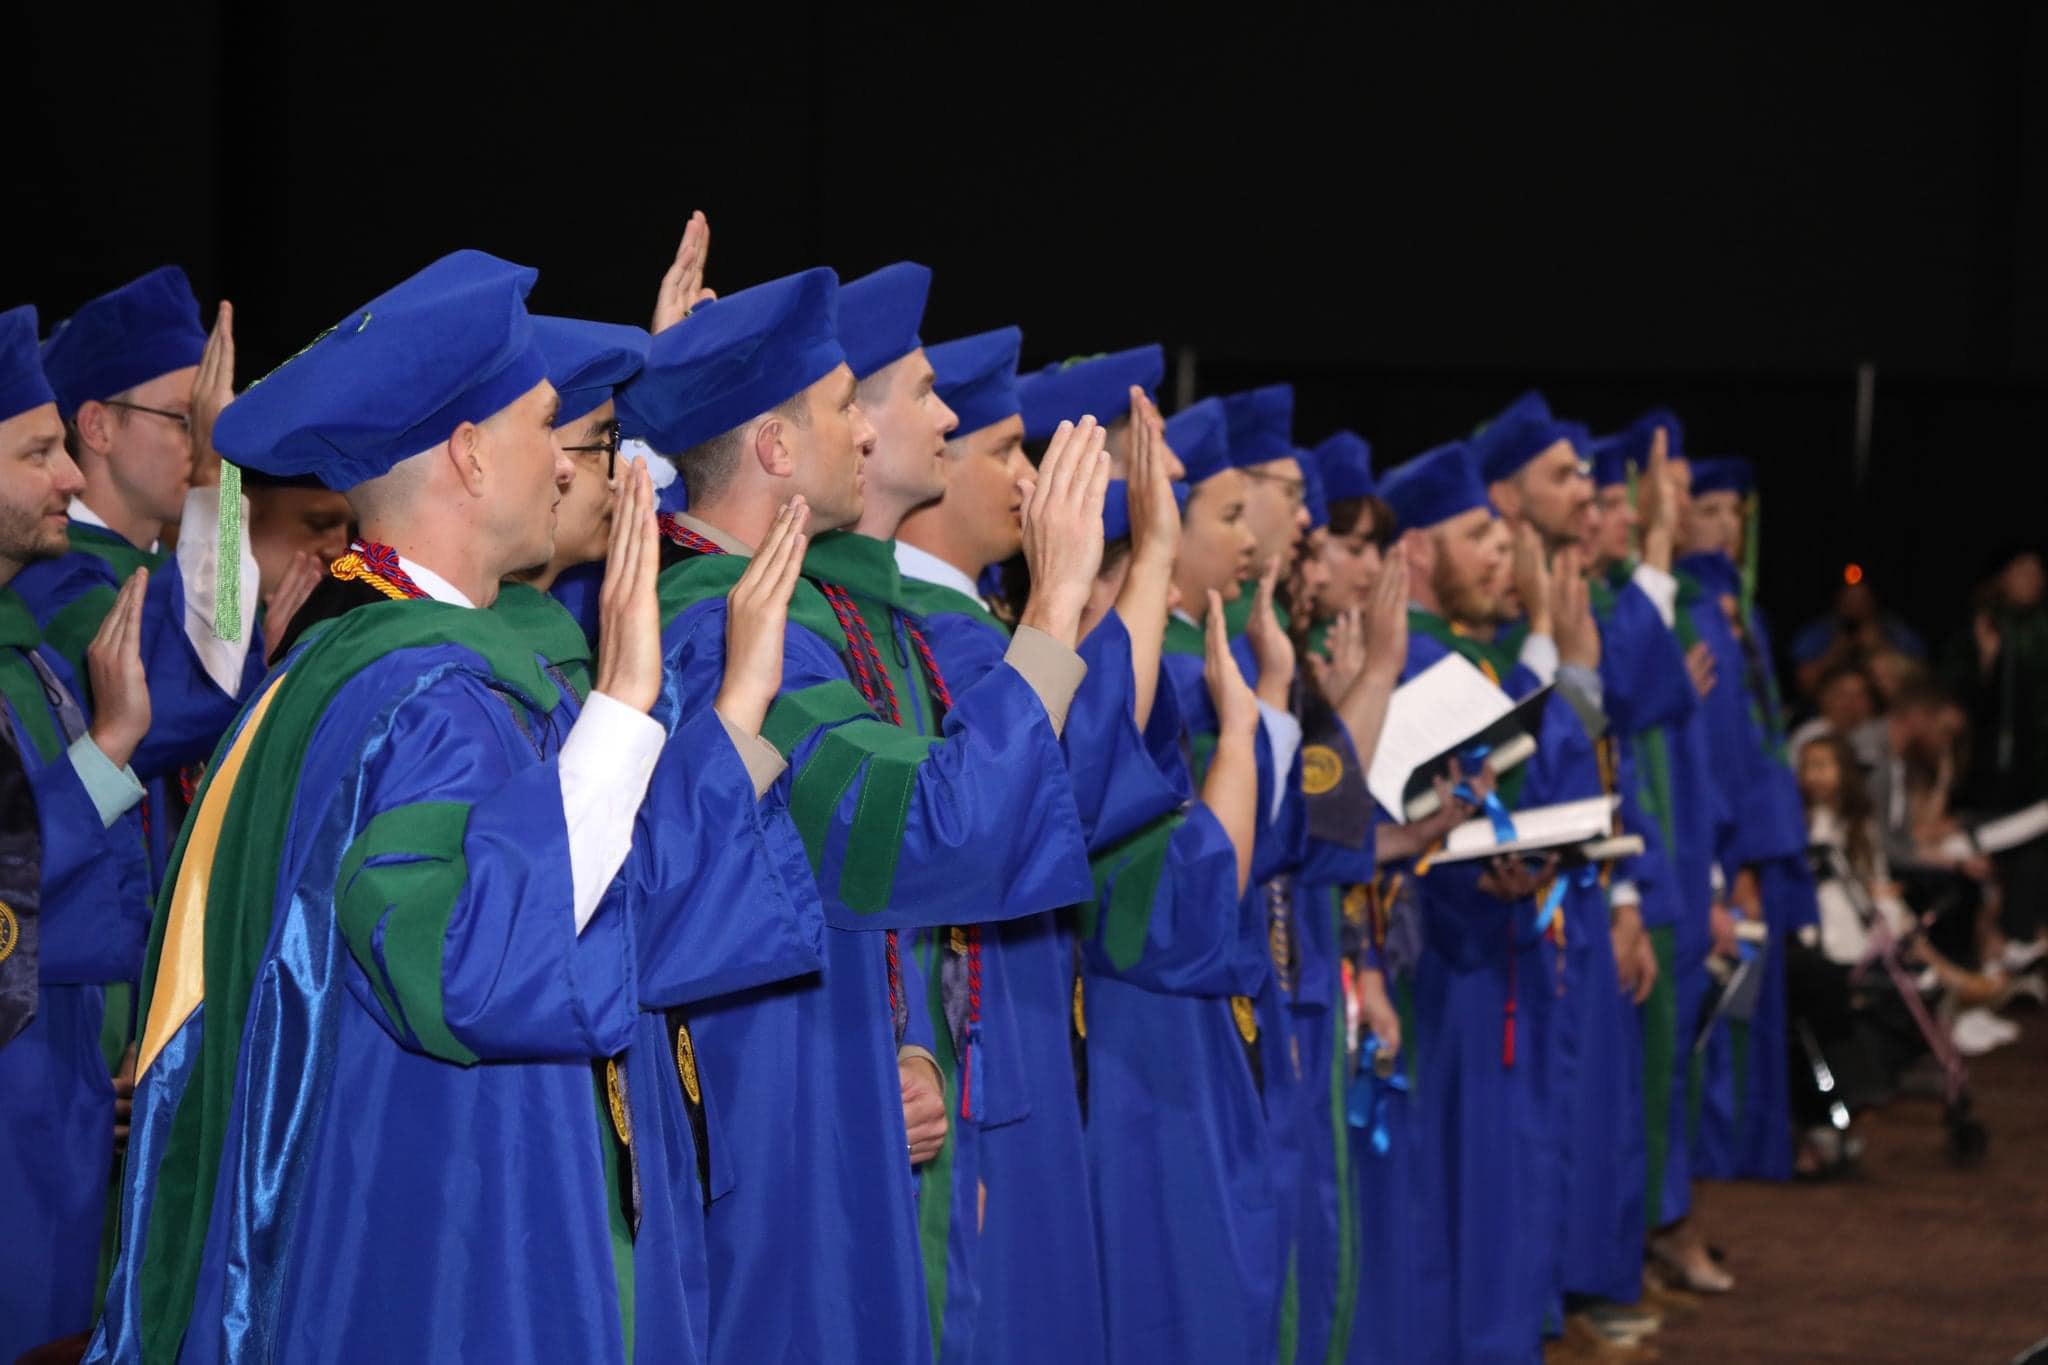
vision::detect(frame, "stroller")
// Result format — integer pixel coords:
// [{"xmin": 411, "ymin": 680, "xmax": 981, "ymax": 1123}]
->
[{"xmin": 1800, "ymin": 841, "xmax": 1989, "ymax": 1167}]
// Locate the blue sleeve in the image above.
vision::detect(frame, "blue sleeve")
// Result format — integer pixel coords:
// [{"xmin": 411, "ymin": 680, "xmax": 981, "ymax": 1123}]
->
[
  {"xmin": 1064, "ymin": 613, "xmax": 1191, "ymax": 850},
  {"xmin": 670, "ymin": 603, "xmax": 1094, "ymax": 933},
  {"xmin": 24, "ymin": 742, "xmax": 151, "ymax": 984},
  {"xmin": 1084, "ymin": 804, "xmax": 1268, "ymax": 997},
  {"xmin": 628, "ymin": 705, "xmax": 826, "ymax": 1009},
  {"xmin": 331, "ymin": 676, "xmax": 636, "ymax": 1064},
  {"xmin": 1599, "ymin": 584, "xmax": 1698, "ymax": 735}
]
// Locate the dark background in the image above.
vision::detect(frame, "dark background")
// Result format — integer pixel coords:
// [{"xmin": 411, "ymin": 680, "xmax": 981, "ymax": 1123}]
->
[{"xmin": 15, "ymin": 6, "xmax": 2048, "ymax": 682}]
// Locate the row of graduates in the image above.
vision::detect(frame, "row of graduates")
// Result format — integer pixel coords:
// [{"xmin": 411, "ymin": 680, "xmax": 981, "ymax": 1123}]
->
[{"xmin": 0, "ymin": 225, "xmax": 1812, "ymax": 1364}]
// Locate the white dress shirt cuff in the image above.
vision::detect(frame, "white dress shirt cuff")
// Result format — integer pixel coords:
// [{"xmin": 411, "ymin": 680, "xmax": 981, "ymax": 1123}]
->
[
  {"xmin": 1517, "ymin": 631, "xmax": 1560, "ymax": 687},
  {"xmin": 176, "ymin": 485, "xmax": 261, "ymax": 696},
  {"xmin": 1256, "ymin": 701, "xmax": 1303, "ymax": 824},
  {"xmin": 1609, "ymin": 879, "xmax": 1642, "ymax": 910},
  {"xmin": 1630, "ymin": 562, "xmax": 1679, "ymax": 630},
  {"xmin": 560, "ymin": 691, "xmax": 666, "ymax": 933}
]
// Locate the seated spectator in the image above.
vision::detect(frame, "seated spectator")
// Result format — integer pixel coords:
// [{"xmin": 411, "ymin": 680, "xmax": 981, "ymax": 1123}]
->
[
  {"xmin": 1792, "ymin": 577, "xmax": 1925, "ymax": 698},
  {"xmin": 1788, "ymin": 662, "xmax": 1886, "ymax": 772}
]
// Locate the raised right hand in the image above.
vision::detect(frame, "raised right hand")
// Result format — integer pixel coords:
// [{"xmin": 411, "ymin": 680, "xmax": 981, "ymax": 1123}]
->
[
  {"xmin": 1125, "ymin": 390, "xmax": 1180, "ymax": 568},
  {"xmin": 651, "ymin": 211, "xmax": 716, "ymax": 333},
  {"xmin": 86, "ymin": 568, "xmax": 152, "ymax": 769},
  {"xmin": 1204, "ymin": 589, "xmax": 1261, "ymax": 740},
  {"xmin": 592, "ymin": 462, "xmax": 664, "ymax": 713},
  {"xmin": 1511, "ymin": 521, "xmax": 1553, "ymax": 636},
  {"xmin": 715, "ymin": 497, "xmax": 811, "ymax": 737},
  {"xmin": 1017, "ymin": 418, "xmax": 1110, "ymax": 648}
]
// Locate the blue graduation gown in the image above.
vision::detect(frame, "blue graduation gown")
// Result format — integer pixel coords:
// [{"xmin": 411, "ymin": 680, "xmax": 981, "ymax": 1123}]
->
[
  {"xmin": 658, "ymin": 584, "xmax": 1092, "ymax": 1365},
  {"xmin": 93, "ymin": 623, "xmax": 791, "ymax": 1363},
  {"xmin": 0, "ymin": 639, "xmax": 151, "ymax": 1362}
]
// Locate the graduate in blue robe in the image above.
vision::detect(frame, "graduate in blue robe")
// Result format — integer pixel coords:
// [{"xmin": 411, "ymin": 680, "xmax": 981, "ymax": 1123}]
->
[
  {"xmin": 0, "ymin": 306, "xmax": 154, "ymax": 1362},
  {"xmin": 91, "ymin": 252, "xmax": 813, "ymax": 1364},
  {"xmin": 617, "ymin": 266, "xmax": 1100, "ymax": 1365},
  {"xmin": 20, "ymin": 267, "xmax": 265, "ymax": 890},
  {"xmin": 1679, "ymin": 457, "xmax": 1815, "ymax": 1184}
]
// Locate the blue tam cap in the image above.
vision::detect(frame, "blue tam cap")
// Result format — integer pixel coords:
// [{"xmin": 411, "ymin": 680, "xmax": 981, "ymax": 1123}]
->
[
  {"xmin": 1102, "ymin": 478, "xmax": 1192, "ymax": 542},
  {"xmin": 1586, "ymin": 431, "xmax": 1631, "ymax": 489},
  {"xmin": 1017, "ymin": 344, "xmax": 1164, "ymax": 441},
  {"xmin": 39, "ymin": 266, "xmax": 208, "ymax": 420},
  {"xmin": 1379, "ymin": 441, "xmax": 1491, "ymax": 533},
  {"xmin": 618, "ymin": 267, "xmax": 845, "ymax": 454},
  {"xmin": 1300, "ymin": 447, "xmax": 1329, "ymax": 530},
  {"xmin": 1314, "ymin": 430, "xmax": 1376, "ymax": 501},
  {"xmin": 928, "ymin": 326, "xmax": 1022, "ymax": 438},
  {"xmin": 1223, "ymin": 384, "xmax": 1296, "ymax": 468},
  {"xmin": 1470, "ymin": 389, "xmax": 1574, "ymax": 484},
  {"xmin": 1689, "ymin": 457, "xmax": 1753, "ymax": 497},
  {"xmin": 839, "ymin": 262, "xmax": 930, "ymax": 380},
  {"xmin": 1636, "ymin": 407, "xmax": 1685, "ymax": 463},
  {"xmin": 214, "ymin": 249, "xmax": 547, "ymax": 490},
  {"xmin": 534, "ymin": 316, "xmax": 649, "ymax": 427},
  {"xmin": 1166, "ymin": 397, "xmax": 1230, "ymax": 485},
  {"xmin": 1587, "ymin": 407, "xmax": 1682, "ymax": 489},
  {"xmin": 1, "ymin": 305, "xmax": 58, "ymax": 424}
]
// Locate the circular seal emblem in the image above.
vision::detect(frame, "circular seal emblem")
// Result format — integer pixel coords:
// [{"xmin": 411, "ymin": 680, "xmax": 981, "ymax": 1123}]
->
[
  {"xmin": 1301, "ymin": 744, "xmax": 1343, "ymax": 796},
  {"xmin": 1342, "ymin": 884, "xmax": 1370, "ymax": 928},
  {"xmin": 675, "ymin": 1021, "xmax": 703, "ymax": 1106},
  {"xmin": 0, "ymin": 900, "xmax": 15, "ymax": 964},
  {"xmin": 603, "ymin": 1058, "xmax": 631, "ymax": 1145}
]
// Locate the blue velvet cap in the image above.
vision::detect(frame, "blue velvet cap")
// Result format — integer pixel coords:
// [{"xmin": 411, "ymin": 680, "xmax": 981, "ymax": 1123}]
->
[
  {"xmin": 1689, "ymin": 457, "xmax": 1753, "ymax": 497},
  {"xmin": 928, "ymin": 326, "xmax": 1022, "ymax": 438},
  {"xmin": 1587, "ymin": 407, "xmax": 1683, "ymax": 488},
  {"xmin": 1587, "ymin": 431, "xmax": 1631, "ymax": 489},
  {"xmin": 1223, "ymin": 384, "xmax": 1296, "ymax": 468},
  {"xmin": 1470, "ymin": 389, "xmax": 1575, "ymax": 484},
  {"xmin": 1017, "ymin": 344, "xmax": 1164, "ymax": 441},
  {"xmin": 1379, "ymin": 440, "xmax": 1491, "ymax": 532},
  {"xmin": 1102, "ymin": 478, "xmax": 1191, "ymax": 541},
  {"xmin": 39, "ymin": 265, "xmax": 207, "ymax": 419},
  {"xmin": 0, "ymin": 305, "xmax": 58, "ymax": 424},
  {"xmin": 1300, "ymin": 446, "xmax": 1330, "ymax": 530},
  {"xmin": 213, "ymin": 250, "xmax": 548, "ymax": 489},
  {"xmin": 618, "ymin": 267, "xmax": 846, "ymax": 454},
  {"xmin": 1636, "ymin": 406, "xmax": 1685, "ymax": 463},
  {"xmin": 534, "ymin": 316, "xmax": 650, "ymax": 427},
  {"xmin": 1166, "ymin": 396, "xmax": 1230, "ymax": 485},
  {"xmin": 1314, "ymin": 429, "xmax": 1376, "ymax": 501},
  {"xmin": 839, "ymin": 262, "xmax": 931, "ymax": 380}
]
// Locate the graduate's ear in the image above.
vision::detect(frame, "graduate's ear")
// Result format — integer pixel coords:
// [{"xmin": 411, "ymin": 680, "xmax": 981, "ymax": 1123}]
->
[
  {"xmin": 71, "ymin": 400, "xmax": 115, "ymax": 459},
  {"xmin": 1488, "ymin": 478, "xmax": 1520, "ymax": 521},
  {"xmin": 753, "ymin": 415, "xmax": 796, "ymax": 479},
  {"xmin": 1400, "ymin": 526, "xmax": 1435, "ymax": 576},
  {"xmin": 446, "ymin": 420, "xmax": 489, "ymax": 496}
]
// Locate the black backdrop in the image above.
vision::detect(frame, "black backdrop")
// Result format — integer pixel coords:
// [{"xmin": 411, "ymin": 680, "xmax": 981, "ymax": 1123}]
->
[{"xmin": 16, "ymin": 6, "xmax": 2048, "ymax": 680}]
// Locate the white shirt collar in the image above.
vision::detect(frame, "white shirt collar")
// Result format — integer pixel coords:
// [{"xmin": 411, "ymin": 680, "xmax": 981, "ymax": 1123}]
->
[
  {"xmin": 893, "ymin": 540, "xmax": 984, "ymax": 604},
  {"xmin": 69, "ymin": 497, "xmax": 160, "ymax": 553},
  {"xmin": 396, "ymin": 554, "xmax": 476, "ymax": 608}
]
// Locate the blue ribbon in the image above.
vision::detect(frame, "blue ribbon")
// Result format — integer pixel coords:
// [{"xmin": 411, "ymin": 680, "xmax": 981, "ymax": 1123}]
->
[
  {"xmin": 1450, "ymin": 742, "xmax": 1518, "ymax": 844},
  {"xmin": 1533, "ymin": 863, "xmax": 1601, "ymax": 935},
  {"xmin": 1346, "ymin": 1036, "xmax": 1410, "ymax": 1157}
]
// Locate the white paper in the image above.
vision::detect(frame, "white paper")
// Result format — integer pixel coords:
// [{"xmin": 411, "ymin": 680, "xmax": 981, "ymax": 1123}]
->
[
  {"xmin": 1432, "ymin": 796, "xmax": 1620, "ymax": 864},
  {"xmin": 1367, "ymin": 654, "xmax": 1517, "ymax": 818},
  {"xmin": 1973, "ymin": 800, "xmax": 2048, "ymax": 855}
]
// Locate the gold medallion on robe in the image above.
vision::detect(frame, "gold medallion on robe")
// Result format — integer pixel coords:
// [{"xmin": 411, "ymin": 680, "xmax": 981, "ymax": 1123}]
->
[
  {"xmin": 1301, "ymin": 744, "xmax": 1343, "ymax": 796},
  {"xmin": 603, "ymin": 1058, "xmax": 630, "ymax": 1145},
  {"xmin": 0, "ymin": 900, "xmax": 15, "ymax": 962},
  {"xmin": 1231, "ymin": 994, "xmax": 1259, "ymax": 1044},
  {"xmin": 675, "ymin": 1021, "xmax": 703, "ymax": 1105},
  {"xmin": 1072, "ymin": 977, "xmax": 1087, "ymax": 1040},
  {"xmin": 1342, "ymin": 884, "xmax": 1370, "ymax": 928}
]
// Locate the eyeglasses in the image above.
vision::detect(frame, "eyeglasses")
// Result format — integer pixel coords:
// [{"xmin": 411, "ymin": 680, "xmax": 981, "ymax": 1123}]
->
[
  {"xmin": 561, "ymin": 421, "xmax": 622, "ymax": 480},
  {"xmin": 1240, "ymin": 468, "xmax": 1306, "ymax": 505},
  {"xmin": 101, "ymin": 399, "xmax": 191, "ymax": 434}
]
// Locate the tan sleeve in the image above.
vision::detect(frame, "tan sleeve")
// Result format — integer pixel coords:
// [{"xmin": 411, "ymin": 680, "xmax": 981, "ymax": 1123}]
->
[
  {"xmin": 897, "ymin": 1045, "xmax": 946, "ymax": 1098},
  {"xmin": 718, "ymin": 713, "xmax": 789, "ymax": 797},
  {"xmin": 1002, "ymin": 626, "xmax": 1088, "ymax": 737}
]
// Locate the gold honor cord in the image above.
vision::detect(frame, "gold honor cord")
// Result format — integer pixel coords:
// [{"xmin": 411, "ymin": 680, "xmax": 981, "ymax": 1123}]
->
[{"xmin": 138, "ymin": 678, "xmax": 287, "ymax": 1077}]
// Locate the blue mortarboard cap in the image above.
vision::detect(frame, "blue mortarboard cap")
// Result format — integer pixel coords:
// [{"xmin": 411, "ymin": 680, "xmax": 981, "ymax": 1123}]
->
[
  {"xmin": 839, "ymin": 262, "xmax": 930, "ymax": 380},
  {"xmin": 1379, "ymin": 441, "xmax": 1491, "ymax": 532},
  {"xmin": 534, "ymin": 316, "xmax": 650, "ymax": 427},
  {"xmin": 1166, "ymin": 397, "xmax": 1230, "ymax": 485},
  {"xmin": 1637, "ymin": 407, "xmax": 1685, "ymax": 463},
  {"xmin": 1314, "ymin": 430, "xmax": 1376, "ymax": 501},
  {"xmin": 618, "ymin": 267, "xmax": 846, "ymax": 454},
  {"xmin": 1470, "ymin": 389, "xmax": 1574, "ymax": 484},
  {"xmin": 1587, "ymin": 407, "xmax": 1684, "ymax": 488},
  {"xmin": 1, "ymin": 305, "xmax": 58, "ymax": 424},
  {"xmin": 1300, "ymin": 447, "xmax": 1329, "ymax": 530},
  {"xmin": 1689, "ymin": 457, "xmax": 1753, "ymax": 497},
  {"xmin": 1587, "ymin": 431, "xmax": 1631, "ymax": 489},
  {"xmin": 1223, "ymin": 384, "xmax": 1296, "ymax": 468},
  {"xmin": 1102, "ymin": 478, "xmax": 1191, "ymax": 542},
  {"xmin": 213, "ymin": 250, "xmax": 547, "ymax": 490},
  {"xmin": 39, "ymin": 266, "xmax": 208, "ymax": 419},
  {"xmin": 928, "ymin": 326, "xmax": 1022, "ymax": 438},
  {"xmin": 1017, "ymin": 345, "xmax": 1164, "ymax": 441}
]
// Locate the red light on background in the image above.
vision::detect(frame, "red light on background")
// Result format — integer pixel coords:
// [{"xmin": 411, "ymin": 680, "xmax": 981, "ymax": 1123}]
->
[{"xmin": 1844, "ymin": 564, "xmax": 1864, "ymax": 585}]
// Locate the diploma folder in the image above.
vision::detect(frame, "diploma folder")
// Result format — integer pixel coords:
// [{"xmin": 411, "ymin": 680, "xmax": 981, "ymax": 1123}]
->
[
  {"xmin": 1427, "ymin": 795, "xmax": 1621, "ymax": 865},
  {"xmin": 1367, "ymin": 653, "xmax": 1553, "ymax": 821},
  {"xmin": 1970, "ymin": 800, "xmax": 2048, "ymax": 856}
]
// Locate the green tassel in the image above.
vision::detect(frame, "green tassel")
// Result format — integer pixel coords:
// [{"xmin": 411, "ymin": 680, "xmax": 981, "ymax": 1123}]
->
[
  {"xmin": 1738, "ymin": 491, "xmax": 1761, "ymax": 627},
  {"xmin": 215, "ymin": 461, "xmax": 243, "ymax": 642}
]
